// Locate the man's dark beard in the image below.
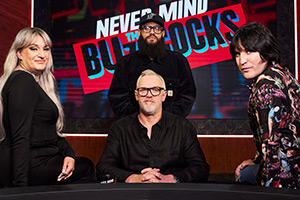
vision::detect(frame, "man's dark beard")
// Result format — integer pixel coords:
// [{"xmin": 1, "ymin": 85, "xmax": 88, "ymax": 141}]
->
[{"xmin": 138, "ymin": 34, "xmax": 165, "ymax": 60}]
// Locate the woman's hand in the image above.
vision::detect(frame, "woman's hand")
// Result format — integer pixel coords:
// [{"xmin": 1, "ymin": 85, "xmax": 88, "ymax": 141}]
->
[
  {"xmin": 57, "ymin": 156, "xmax": 75, "ymax": 181},
  {"xmin": 235, "ymin": 159, "xmax": 255, "ymax": 179}
]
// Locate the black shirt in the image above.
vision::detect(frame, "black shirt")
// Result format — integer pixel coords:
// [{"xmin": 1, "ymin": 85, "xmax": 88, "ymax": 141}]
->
[
  {"xmin": 108, "ymin": 49, "xmax": 196, "ymax": 117},
  {"xmin": 0, "ymin": 71, "xmax": 75, "ymax": 186},
  {"xmin": 96, "ymin": 111, "xmax": 209, "ymax": 182}
]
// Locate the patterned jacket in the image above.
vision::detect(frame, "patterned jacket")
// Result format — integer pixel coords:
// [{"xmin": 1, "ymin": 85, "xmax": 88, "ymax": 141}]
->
[{"xmin": 248, "ymin": 64, "xmax": 300, "ymax": 188}]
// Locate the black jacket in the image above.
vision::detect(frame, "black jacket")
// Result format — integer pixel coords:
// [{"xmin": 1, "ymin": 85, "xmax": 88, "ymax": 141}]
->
[{"xmin": 108, "ymin": 49, "xmax": 196, "ymax": 117}]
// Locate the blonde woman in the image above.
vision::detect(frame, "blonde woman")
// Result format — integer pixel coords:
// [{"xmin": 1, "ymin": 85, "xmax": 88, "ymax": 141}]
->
[{"xmin": 0, "ymin": 27, "xmax": 94, "ymax": 187}]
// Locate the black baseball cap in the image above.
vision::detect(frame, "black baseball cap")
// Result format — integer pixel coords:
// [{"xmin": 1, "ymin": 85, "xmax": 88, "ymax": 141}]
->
[{"xmin": 139, "ymin": 13, "xmax": 165, "ymax": 28}]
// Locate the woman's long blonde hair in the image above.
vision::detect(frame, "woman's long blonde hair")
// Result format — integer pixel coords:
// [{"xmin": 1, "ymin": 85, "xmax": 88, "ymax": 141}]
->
[{"xmin": 0, "ymin": 27, "xmax": 64, "ymax": 141}]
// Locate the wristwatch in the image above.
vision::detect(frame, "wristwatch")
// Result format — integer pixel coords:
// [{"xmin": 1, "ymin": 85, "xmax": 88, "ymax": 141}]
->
[{"xmin": 173, "ymin": 175, "xmax": 180, "ymax": 183}]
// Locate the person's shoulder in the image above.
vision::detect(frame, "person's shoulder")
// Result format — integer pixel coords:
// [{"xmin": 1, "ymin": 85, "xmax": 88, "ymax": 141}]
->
[
  {"xmin": 114, "ymin": 52, "xmax": 141, "ymax": 70},
  {"xmin": 108, "ymin": 114, "xmax": 138, "ymax": 138},
  {"xmin": 10, "ymin": 70, "xmax": 34, "ymax": 80},
  {"xmin": 264, "ymin": 66, "xmax": 281, "ymax": 76},
  {"xmin": 2, "ymin": 71, "xmax": 38, "ymax": 99},
  {"xmin": 118, "ymin": 51, "xmax": 139, "ymax": 62},
  {"xmin": 163, "ymin": 111, "xmax": 193, "ymax": 128},
  {"xmin": 112, "ymin": 113, "xmax": 137, "ymax": 128},
  {"xmin": 164, "ymin": 111, "xmax": 184, "ymax": 119},
  {"xmin": 164, "ymin": 49, "xmax": 189, "ymax": 64},
  {"xmin": 255, "ymin": 66, "xmax": 286, "ymax": 88},
  {"xmin": 163, "ymin": 112, "xmax": 197, "ymax": 137},
  {"xmin": 5, "ymin": 71, "xmax": 36, "ymax": 88},
  {"xmin": 165, "ymin": 49, "xmax": 185, "ymax": 58}
]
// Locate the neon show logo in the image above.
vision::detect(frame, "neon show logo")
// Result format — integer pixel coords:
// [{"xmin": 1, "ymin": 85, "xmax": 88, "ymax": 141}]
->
[{"xmin": 73, "ymin": 3, "xmax": 246, "ymax": 94}]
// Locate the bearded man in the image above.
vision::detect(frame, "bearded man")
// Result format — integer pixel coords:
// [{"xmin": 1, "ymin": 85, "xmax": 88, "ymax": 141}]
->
[{"xmin": 108, "ymin": 13, "xmax": 196, "ymax": 118}]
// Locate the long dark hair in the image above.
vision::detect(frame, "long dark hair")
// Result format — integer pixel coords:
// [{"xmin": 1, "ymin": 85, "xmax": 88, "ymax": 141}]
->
[{"xmin": 230, "ymin": 22, "xmax": 280, "ymax": 66}]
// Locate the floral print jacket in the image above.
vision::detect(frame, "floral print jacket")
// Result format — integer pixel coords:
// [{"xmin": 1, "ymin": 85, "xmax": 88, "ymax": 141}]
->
[{"xmin": 248, "ymin": 64, "xmax": 300, "ymax": 188}]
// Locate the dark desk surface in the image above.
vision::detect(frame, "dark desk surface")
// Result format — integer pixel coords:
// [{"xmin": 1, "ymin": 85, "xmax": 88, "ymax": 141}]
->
[{"xmin": 0, "ymin": 183, "xmax": 299, "ymax": 200}]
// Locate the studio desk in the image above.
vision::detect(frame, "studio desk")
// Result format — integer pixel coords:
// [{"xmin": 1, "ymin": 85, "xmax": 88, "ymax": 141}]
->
[
  {"xmin": 1, "ymin": 183, "xmax": 299, "ymax": 200},
  {"xmin": 2, "ymin": 119, "xmax": 299, "ymax": 199}
]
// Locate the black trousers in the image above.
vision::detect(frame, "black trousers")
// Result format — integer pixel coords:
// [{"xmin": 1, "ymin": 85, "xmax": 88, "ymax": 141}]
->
[
  {"xmin": 0, "ymin": 143, "xmax": 96, "ymax": 187},
  {"xmin": 0, "ymin": 141, "xmax": 12, "ymax": 187},
  {"xmin": 28, "ymin": 155, "xmax": 96, "ymax": 186}
]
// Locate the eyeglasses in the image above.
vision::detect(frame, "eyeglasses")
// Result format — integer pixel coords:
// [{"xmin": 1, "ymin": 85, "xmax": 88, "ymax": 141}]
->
[
  {"xmin": 140, "ymin": 25, "xmax": 164, "ymax": 34},
  {"xmin": 136, "ymin": 87, "xmax": 165, "ymax": 97}
]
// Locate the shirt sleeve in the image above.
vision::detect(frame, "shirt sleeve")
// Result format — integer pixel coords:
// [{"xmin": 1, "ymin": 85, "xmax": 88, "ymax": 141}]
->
[
  {"xmin": 7, "ymin": 75, "xmax": 38, "ymax": 186},
  {"xmin": 164, "ymin": 54, "xmax": 196, "ymax": 117},
  {"xmin": 252, "ymin": 80, "xmax": 287, "ymax": 185},
  {"xmin": 108, "ymin": 58, "xmax": 138, "ymax": 118},
  {"xmin": 56, "ymin": 136, "xmax": 75, "ymax": 159},
  {"xmin": 170, "ymin": 121, "xmax": 210, "ymax": 182},
  {"xmin": 96, "ymin": 126, "xmax": 135, "ymax": 182}
]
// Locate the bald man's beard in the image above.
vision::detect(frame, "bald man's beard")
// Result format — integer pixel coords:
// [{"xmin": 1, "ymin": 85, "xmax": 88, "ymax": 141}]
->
[{"xmin": 138, "ymin": 34, "xmax": 165, "ymax": 60}]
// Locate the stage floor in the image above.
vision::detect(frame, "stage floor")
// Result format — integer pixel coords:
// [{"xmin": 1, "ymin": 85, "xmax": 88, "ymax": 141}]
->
[{"xmin": 0, "ymin": 183, "xmax": 299, "ymax": 200}]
